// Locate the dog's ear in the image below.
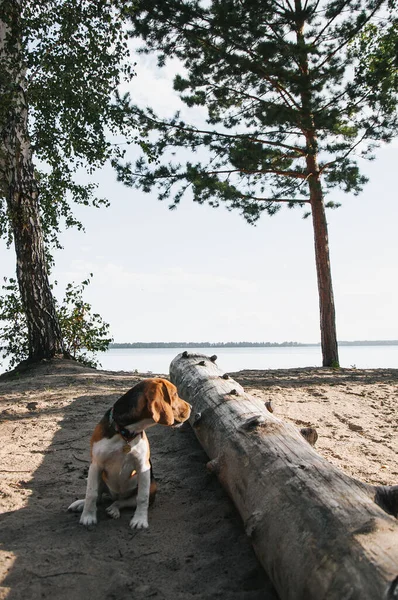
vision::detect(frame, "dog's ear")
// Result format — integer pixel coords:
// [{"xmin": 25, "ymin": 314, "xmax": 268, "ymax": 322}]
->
[
  {"xmin": 146, "ymin": 382, "xmax": 174, "ymax": 425},
  {"xmin": 161, "ymin": 380, "xmax": 178, "ymax": 404}
]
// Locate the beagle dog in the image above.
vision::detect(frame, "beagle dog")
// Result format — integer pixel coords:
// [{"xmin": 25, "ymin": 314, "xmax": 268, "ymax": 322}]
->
[{"xmin": 68, "ymin": 378, "xmax": 191, "ymax": 529}]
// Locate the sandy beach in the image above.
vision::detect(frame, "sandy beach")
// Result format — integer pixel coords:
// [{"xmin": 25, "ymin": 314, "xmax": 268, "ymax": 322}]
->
[{"xmin": 0, "ymin": 357, "xmax": 396, "ymax": 599}]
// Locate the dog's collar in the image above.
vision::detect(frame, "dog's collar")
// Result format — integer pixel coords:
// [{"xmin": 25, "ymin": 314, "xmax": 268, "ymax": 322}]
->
[{"xmin": 109, "ymin": 407, "xmax": 142, "ymax": 442}]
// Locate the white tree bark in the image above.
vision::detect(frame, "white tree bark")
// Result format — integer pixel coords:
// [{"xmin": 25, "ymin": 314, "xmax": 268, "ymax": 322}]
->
[
  {"xmin": 170, "ymin": 352, "xmax": 398, "ymax": 600},
  {"xmin": 0, "ymin": 0, "xmax": 64, "ymax": 361}
]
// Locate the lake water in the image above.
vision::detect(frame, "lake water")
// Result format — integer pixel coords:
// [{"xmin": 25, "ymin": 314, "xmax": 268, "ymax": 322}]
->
[
  {"xmin": 93, "ymin": 345, "xmax": 398, "ymax": 374},
  {"xmin": 1, "ymin": 344, "xmax": 397, "ymax": 376}
]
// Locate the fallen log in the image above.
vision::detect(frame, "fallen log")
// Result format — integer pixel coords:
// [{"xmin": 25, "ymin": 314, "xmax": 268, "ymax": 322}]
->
[{"xmin": 170, "ymin": 352, "xmax": 398, "ymax": 600}]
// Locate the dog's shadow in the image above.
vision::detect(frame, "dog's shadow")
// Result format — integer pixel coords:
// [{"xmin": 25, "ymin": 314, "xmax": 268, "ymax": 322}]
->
[{"xmin": 0, "ymin": 364, "xmax": 278, "ymax": 600}]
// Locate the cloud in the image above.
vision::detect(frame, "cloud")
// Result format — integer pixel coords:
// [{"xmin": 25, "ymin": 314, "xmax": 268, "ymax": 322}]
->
[{"xmin": 120, "ymin": 45, "xmax": 208, "ymax": 125}]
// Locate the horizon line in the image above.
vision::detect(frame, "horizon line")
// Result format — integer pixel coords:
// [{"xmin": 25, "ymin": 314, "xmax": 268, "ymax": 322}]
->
[{"xmin": 109, "ymin": 339, "xmax": 398, "ymax": 347}]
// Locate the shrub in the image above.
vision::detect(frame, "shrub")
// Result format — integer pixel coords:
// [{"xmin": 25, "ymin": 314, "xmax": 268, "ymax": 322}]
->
[{"xmin": 0, "ymin": 275, "xmax": 112, "ymax": 369}]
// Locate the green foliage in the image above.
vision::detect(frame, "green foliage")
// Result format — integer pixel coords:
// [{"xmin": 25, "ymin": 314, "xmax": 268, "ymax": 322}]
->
[
  {"xmin": 0, "ymin": 276, "xmax": 112, "ymax": 369},
  {"xmin": 115, "ymin": 0, "xmax": 397, "ymax": 219},
  {"xmin": 0, "ymin": 0, "xmax": 137, "ymax": 362},
  {"xmin": 0, "ymin": 279, "xmax": 29, "ymax": 368},
  {"xmin": 0, "ymin": 0, "xmax": 137, "ymax": 250},
  {"xmin": 57, "ymin": 276, "xmax": 113, "ymax": 367},
  {"xmin": 350, "ymin": 13, "xmax": 398, "ymax": 116}
]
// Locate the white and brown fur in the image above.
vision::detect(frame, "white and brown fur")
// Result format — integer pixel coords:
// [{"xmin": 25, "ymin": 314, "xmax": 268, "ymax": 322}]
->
[{"xmin": 68, "ymin": 378, "xmax": 191, "ymax": 529}]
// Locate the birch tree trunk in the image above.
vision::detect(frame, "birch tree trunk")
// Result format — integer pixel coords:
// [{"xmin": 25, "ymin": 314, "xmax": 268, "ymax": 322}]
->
[
  {"xmin": 170, "ymin": 352, "xmax": 398, "ymax": 600},
  {"xmin": 0, "ymin": 0, "xmax": 64, "ymax": 361}
]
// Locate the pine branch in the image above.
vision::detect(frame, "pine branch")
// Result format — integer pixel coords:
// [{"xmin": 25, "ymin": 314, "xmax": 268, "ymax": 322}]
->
[
  {"xmin": 227, "ymin": 37, "xmax": 303, "ymax": 111},
  {"xmin": 248, "ymin": 196, "xmax": 310, "ymax": 203},
  {"xmin": 314, "ymin": 86, "xmax": 369, "ymax": 114},
  {"xmin": 317, "ymin": 0, "xmax": 385, "ymax": 70},
  {"xmin": 130, "ymin": 166, "xmax": 306, "ymax": 181},
  {"xmin": 208, "ymin": 82, "xmax": 274, "ymax": 113},
  {"xmin": 311, "ymin": 0, "xmax": 353, "ymax": 47},
  {"xmin": 134, "ymin": 111, "xmax": 306, "ymax": 155},
  {"xmin": 206, "ymin": 168, "xmax": 307, "ymax": 179},
  {"xmin": 319, "ymin": 89, "xmax": 374, "ymax": 119},
  {"xmin": 319, "ymin": 123, "xmax": 375, "ymax": 174},
  {"xmin": 284, "ymin": 0, "xmax": 295, "ymax": 11},
  {"xmin": 274, "ymin": 0, "xmax": 292, "ymax": 13},
  {"xmin": 202, "ymin": 35, "xmax": 303, "ymax": 112}
]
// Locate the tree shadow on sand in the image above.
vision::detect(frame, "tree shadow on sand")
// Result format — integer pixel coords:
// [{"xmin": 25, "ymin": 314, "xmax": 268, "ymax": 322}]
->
[{"xmin": 0, "ymin": 361, "xmax": 278, "ymax": 600}]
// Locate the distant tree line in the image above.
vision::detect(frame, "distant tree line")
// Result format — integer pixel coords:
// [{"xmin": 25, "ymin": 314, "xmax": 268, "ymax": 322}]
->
[
  {"xmin": 110, "ymin": 341, "xmax": 305, "ymax": 348},
  {"xmin": 338, "ymin": 340, "xmax": 398, "ymax": 347},
  {"xmin": 109, "ymin": 340, "xmax": 398, "ymax": 349}
]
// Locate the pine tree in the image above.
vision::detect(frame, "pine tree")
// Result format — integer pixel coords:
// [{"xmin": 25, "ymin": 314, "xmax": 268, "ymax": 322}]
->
[
  {"xmin": 119, "ymin": 0, "xmax": 397, "ymax": 366},
  {"xmin": 0, "ymin": 0, "xmax": 134, "ymax": 362}
]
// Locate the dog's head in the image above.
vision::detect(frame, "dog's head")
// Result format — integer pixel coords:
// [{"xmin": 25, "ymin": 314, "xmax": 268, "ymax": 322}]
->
[
  {"xmin": 145, "ymin": 378, "xmax": 191, "ymax": 426},
  {"xmin": 112, "ymin": 378, "xmax": 191, "ymax": 429}
]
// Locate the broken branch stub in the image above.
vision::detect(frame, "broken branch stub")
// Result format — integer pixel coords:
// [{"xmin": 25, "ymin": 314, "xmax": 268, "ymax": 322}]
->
[{"xmin": 169, "ymin": 352, "xmax": 398, "ymax": 600}]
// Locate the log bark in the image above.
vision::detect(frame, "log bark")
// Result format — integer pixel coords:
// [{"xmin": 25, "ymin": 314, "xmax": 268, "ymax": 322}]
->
[{"xmin": 170, "ymin": 352, "xmax": 398, "ymax": 600}]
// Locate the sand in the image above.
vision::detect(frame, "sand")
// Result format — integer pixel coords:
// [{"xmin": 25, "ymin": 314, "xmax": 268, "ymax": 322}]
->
[{"xmin": 0, "ymin": 357, "xmax": 397, "ymax": 599}]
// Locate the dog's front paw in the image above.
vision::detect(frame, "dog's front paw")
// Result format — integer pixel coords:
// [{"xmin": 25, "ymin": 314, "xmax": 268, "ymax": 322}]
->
[
  {"xmin": 80, "ymin": 512, "xmax": 97, "ymax": 526},
  {"xmin": 68, "ymin": 499, "xmax": 85, "ymax": 513},
  {"xmin": 106, "ymin": 503, "xmax": 121, "ymax": 519},
  {"xmin": 130, "ymin": 512, "xmax": 148, "ymax": 530}
]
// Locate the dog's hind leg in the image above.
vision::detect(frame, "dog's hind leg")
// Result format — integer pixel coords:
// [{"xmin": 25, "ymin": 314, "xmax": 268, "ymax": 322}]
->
[
  {"xmin": 68, "ymin": 499, "xmax": 85, "ymax": 513},
  {"xmin": 106, "ymin": 495, "xmax": 137, "ymax": 519}
]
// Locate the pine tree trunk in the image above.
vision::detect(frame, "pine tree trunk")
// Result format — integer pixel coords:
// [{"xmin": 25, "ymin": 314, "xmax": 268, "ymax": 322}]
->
[
  {"xmin": 295, "ymin": 4, "xmax": 339, "ymax": 367},
  {"xmin": 170, "ymin": 352, "xmax": 398, "ymax": 600},
  {"xmin": 0, "ymin": 0, "xmax": 65, "ymax": 361},
  {"xmin": 307, "ymin": 161, "xmax": 339, "ymax": 367}
]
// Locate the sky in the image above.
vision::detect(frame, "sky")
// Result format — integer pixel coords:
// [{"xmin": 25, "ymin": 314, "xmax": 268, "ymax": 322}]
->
[{"xmin": 1, "ymin": 53, "xmax": 398, "ymax": 346}]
